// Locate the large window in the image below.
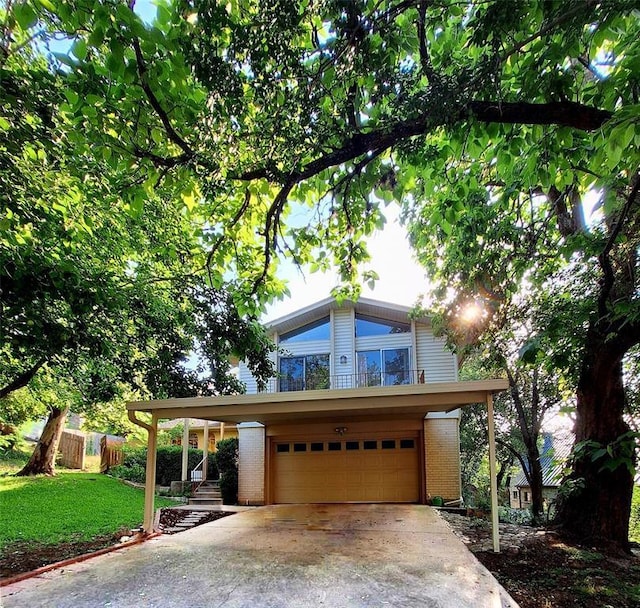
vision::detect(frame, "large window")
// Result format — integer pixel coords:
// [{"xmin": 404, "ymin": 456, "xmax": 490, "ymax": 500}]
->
[
  {"xmin": 356, "ymin": 348, "xmax": 410, "ymax": 386},
  {"xmin": 280, "ymin": 317, "xmax": 330, "ymax": 343},
  {"xmin": 355, "ymin": 314, "xmax": 410, "ymax": 337},
  {"xmin": 279, "ymin": 354, "xmax": 330, "ymax": 391}
]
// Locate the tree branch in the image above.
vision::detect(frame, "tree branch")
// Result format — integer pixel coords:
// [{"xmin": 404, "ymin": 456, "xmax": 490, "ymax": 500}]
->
[
  {"xmin": 597, "ymin": 171, "xmax": 640, "ymax": 317},
  {"xmin": 130, "ymin": 31, "xmax": 195, "ymax": 159},
  {"xmin": 0, "ymin": 358, "xmax": 47, "ymax": 400}
]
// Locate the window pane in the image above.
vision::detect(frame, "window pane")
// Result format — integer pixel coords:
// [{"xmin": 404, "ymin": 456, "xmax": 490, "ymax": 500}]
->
[
  {"xmin": 305, "ymin": 354, "xmax": 330, "ymax": 390},
  {"xmin": 355, "ymin": 314, "xmax": 410, "ymax": 337},
  {"xmin": 400, "ymin": 439, "xmax": 415, "ymax": 449},
  {"xmin": 279, "ymin": 357, "xmax": 304, "ymax": 392},
  {"xmin": 280, "ymin": 317, "xmax": 330, "ymax": 343},
  {"xmin": 328, "ymin": 442, "xmax": 341, "ymax": 451},
  {"xmin": 346, "ymin": 441, "xmax": 359, "ymax": 450},
  {"xmin": 381, "ymin": 440, "xmax": 396, "ymax": 449},
  {"xmin": 310, "ymin": 442, "xmax": 324, "ymax": 452},
  {"xmin": 276, "ymin": 444, "xmax": 290, "ymax": 453},
  {"xmin": 363, "ymin": 440, "xmax": 377, "ymax": 450},
  {"xmin": 383, "ymin": 348, "xmax": 410, "ymax": 386},
  {"xmin": 356, "ymin": 350, "xmax": 381, "ymax": 387},
  {"xmin": 293, "ymin": 443, "xmax": 307, "ymax": 452}
]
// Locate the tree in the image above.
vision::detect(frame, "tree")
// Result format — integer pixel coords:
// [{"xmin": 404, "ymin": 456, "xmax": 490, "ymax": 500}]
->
[
  {"xmin": 9, "ymin": 1, "xmax": 639, "ymax": 546},
  {"xmin": 457, "ymin": 332, "xmax": 563, "ymax": 519},
  {"xmin": 1, "ymin": 7, "xmax": 276, "ymax": 475}
]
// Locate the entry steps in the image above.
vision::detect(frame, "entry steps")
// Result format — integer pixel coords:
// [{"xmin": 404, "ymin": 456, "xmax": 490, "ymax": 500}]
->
[{"xmin": 188, "ymin": 479, "xmax": 223, "ymax": 506}]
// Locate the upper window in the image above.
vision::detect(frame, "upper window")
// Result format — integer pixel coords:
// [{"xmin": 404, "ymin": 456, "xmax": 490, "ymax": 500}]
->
[
  {"xmin": 280, "ymin": 354, "xmax": 330, "ymax": 391},
  {"xmin": 356, "ymin": 348, "xmax": 410, "ymax": 386},
  {"xmin": 355, "ymin": 314, "xmax": 410, "ymax": 337},
  {"xmin": 280, "ymin": 317, "xmax": 330, "ymax": 343}
]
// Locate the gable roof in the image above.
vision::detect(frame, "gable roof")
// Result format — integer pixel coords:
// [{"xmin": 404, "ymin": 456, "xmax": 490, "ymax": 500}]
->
[
  {"xmin": 512, "ymin": 432, "xmax": 574, "ymax": 488},
  {"xmin": 265, "ymin": 297, "xmax": 428, "ymax": 336}
]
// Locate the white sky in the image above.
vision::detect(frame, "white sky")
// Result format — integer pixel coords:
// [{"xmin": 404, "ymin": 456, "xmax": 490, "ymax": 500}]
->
[{"xmin": 263, "ymin": 205, "xmax": 429, "ymax": 322}]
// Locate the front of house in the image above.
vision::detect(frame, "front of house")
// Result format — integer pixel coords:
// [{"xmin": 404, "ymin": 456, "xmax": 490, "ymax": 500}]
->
[
  {"xmin": 129, "ymin": 298, "xmax": 507, "ymax": 532},
  {"xmin": 235, "ymin": 297, "xmax": 465, "ymax": 505}
]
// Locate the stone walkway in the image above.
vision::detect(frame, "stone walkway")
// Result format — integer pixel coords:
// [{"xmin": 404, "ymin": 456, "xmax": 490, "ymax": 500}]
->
[{"xmin": 439, "ymin": 511, "xmax": 547, "ymax": 552}]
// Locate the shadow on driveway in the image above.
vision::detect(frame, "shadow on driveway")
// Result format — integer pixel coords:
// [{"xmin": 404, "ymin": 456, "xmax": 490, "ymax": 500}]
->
[{"xmin": 2, "ymin": 504, "xmax": 518, "ymax": 608}]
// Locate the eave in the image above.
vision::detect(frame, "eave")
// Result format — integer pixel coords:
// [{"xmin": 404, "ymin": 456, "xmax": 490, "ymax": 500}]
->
[{"xmin": 127, "ymin": 379, "xmax": 508, "ymax": 425}]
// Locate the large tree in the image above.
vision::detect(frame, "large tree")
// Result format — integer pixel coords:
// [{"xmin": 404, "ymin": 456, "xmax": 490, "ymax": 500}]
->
[
  {"xmin": 1, "ymin": 6, "xmax": 275, "ymax": 475},
  {"xmin": 7, "ymin": 1, "xmax": 639, "ymax": 545}
]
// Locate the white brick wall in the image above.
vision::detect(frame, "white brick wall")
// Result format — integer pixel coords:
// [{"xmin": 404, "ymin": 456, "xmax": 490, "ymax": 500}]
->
[{"xmin": 238, "ymin": 423, "xmax": 265, "ymax": 505}]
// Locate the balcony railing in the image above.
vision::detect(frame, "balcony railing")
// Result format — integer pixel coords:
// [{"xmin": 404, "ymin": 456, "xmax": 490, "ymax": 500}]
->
[{"xmin": 257, "ymin": 369, "xmax": 426, "ymax": 394}]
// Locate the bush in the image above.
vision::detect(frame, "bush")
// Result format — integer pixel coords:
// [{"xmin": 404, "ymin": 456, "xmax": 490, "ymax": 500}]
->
[
  {"xmin": 498, "ymin": 506, "xmax": 533, "ymax": 525},
  {"xmin": 111, "ymin": 445, "xmax": 217, "ymax": 486},
  {"xmin": 110, "ymin": 463, "xmax": 146, "ymax": 483},
  {"xmin": 216, "ymin": 437, "xmax": 238, "ymax": 504},
  {"xmin": 630, "ymin": 485, "xmax": 640, "ymax": 543}
]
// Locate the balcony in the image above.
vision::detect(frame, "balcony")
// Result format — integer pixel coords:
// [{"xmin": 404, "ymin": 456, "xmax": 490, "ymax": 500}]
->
[{"xmin": 257, "ymin": 370, "xmax": 426, "ymax": 394}]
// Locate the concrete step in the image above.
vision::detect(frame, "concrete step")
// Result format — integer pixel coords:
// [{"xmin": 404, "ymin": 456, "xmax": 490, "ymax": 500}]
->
[
  {"xmin": 194, "ymin": 490, "xmax": 221, "ymax": 498},
  {"xmin": 189, "ymin": 497, "xmax": 223, "ymax": 505}
]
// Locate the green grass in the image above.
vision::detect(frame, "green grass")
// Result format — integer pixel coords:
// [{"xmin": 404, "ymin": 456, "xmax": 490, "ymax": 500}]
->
[
  {"xmin": 0, "ymin": 472, "xmax": 175, "ymax": 549},
  {"xmin": 0, "ymin": 444, "xmax": 34, "ymax": 476}
]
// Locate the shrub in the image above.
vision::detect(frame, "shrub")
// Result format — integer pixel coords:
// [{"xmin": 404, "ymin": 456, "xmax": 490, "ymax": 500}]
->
[
  {"xmin": 498, "ymin": 506, "xmax": 533, "ymax": 525},
  {"xmin": 216, "ymin": 437, "xmax": 238, "ymax": 504},
  {"xmin": 111, "ymin": 445, "xmax": 217, "ymax": 486},
  {"xmin": 630, "ymin": 485, "xmax": 640, "ymax": 544},
  {"xmin": 110, "ymin": 463, "xmax": 146, "ymax": 484}
]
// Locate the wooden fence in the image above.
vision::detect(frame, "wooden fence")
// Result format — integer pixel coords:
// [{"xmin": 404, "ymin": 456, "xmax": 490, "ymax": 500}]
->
[
  {"xmin": 58, "ymin": 429, "xmax": 87, "ymax": 470},
  {"xmin": 100, "ymin": 435, "xmax": 125, "ymax": 473}
]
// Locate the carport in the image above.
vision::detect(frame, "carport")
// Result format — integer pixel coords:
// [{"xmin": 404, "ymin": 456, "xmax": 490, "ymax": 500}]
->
[{"xmin": 127, "ymin": 379, "xmax": 508, "ymax": 552}]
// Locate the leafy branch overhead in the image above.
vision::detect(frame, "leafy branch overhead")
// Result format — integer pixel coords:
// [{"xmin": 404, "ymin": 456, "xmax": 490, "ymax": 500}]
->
[{"xmin": 17, "ymin": 0, "xmax": 634, "ymax": 300}]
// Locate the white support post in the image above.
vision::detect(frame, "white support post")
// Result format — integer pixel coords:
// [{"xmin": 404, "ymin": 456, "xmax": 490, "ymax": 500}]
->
[
  {"xmin": 220, "ymin": 422, "xmax": 225, "ymax": 441},
  {"xmin": 181, "ymin": 418, "xmax": 190, "ymax": 482},
  {"xmin": 144, "ymin": 412, "xmax": 158, "ymax": 533},
  {"xmin": 203, "ymin": 420, "xmax": 209, "ymax": 481},
  {"xmin": 487, "ymin": 393, "xmax": 500, "ymax": 553}
]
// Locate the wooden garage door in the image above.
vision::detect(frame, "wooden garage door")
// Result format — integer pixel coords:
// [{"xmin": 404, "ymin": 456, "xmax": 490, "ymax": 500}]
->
[{"xmin": 273, "ymin": 435, "xmax": 419, "ymax": 503}]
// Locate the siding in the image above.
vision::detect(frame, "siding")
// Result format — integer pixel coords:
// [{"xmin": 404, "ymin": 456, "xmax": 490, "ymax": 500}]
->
[
  {"xmin": 424, "ymin": 418, "xmax": 461, "ymax": 500},
  {"xmin": 415, "ymin": 323, "xmax": 457, "ymax": 382},
  {"xmin": 239, "ymin": 349, "xmax": 277, "ymax": 395},
  {"xmin": 278, "ymin": 339, "xmax": 331, "ymax": 357},
  {"xmin": 333, "ymin": 307, "xmax": 354, "ymax": 376},
  {"xmin": 355, "ymin": 333, "xmax": 412, "ymax": 351}
]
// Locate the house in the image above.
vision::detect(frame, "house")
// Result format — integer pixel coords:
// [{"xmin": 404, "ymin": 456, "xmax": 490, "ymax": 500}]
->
[
  {"xmin": 128, "ymin": 297, "xmax": 507, "ymax": 546},
  {"xmin": 509, "ymin": 432, "xmax": 574, "ymax": 510},
  {"xmin": 158, "ymin": 419, "xmax": 238, "ymax": 451}
]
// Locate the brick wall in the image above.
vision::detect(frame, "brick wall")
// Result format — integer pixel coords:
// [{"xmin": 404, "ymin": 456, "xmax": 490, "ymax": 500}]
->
[
  {"xmin": 238, "ymin": 423, "xmax": 265, "ymax": 505},
  {"xmin": 424, "ymin": 417, "xmax": 461, "ymax": 501}
]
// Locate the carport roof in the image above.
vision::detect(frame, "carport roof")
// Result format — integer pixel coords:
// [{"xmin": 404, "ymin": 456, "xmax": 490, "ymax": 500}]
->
[{"xmin": 127, "ymin": 379, "xmax": 508, "ymax": 424}]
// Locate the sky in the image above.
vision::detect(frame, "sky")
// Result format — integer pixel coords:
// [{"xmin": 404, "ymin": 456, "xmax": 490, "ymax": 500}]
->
[{"xmin": 263, "ymin": 204, "xmax": 429, "ymax": 322}]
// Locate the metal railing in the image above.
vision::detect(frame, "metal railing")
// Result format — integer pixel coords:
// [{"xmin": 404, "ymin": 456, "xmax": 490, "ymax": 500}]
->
[{"xmin": 258, "ymin": 369, "xmax": 426, "ymax": 394}]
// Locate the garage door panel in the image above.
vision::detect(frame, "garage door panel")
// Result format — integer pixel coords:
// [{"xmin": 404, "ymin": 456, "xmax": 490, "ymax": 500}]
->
[{"xmin": 273, "ymin": 435, "xmax": 419, "ymax": 503}]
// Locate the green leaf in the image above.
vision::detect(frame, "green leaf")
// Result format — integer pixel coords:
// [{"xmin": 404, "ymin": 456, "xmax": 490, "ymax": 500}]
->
[
  {"xmin": 14, "ymin": 2, "xmax": 38, "ymax": 29},
  {"xmin": 71, "ymin": 39, "xmax": 88, "ymax": 61}
]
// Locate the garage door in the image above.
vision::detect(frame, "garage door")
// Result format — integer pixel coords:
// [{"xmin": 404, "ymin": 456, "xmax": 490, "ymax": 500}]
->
[{"xmin": 273, "ymin": 434, "xmax": 420, "ymax": 503}]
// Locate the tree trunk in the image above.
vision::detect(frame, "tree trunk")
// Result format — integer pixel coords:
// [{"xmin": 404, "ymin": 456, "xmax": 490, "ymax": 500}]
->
[
  {"xmin": 524, "ymin": 440, "xmax": 544, "ymax": 518},
  {"xmin": 556, "ymin": 336, "xmax": 634, "ymax": 550},
  {"xmin": 16, "ymin": 406, "xmax": 69, "ymax": 476}
]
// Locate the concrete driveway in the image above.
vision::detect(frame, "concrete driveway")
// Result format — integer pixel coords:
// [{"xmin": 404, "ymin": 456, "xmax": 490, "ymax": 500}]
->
[{"xmin": 2, "ymin": 504, "xmax": 518, "ymax": 608}]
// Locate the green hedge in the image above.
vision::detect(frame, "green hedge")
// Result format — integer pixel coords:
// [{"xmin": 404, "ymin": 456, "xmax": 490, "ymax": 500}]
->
[
  {"xmin": 111, "ymin": 446, "xmax": 218, "ymax": 486},
  {"xmin": 216, "ymin": 438, "xmax": 238, "ymax": 504}
]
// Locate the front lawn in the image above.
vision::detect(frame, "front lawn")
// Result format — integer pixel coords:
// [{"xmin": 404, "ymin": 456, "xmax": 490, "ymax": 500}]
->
[{"xmin": 0, "ymin": 472, "xmax": 175, "ymax": 549}]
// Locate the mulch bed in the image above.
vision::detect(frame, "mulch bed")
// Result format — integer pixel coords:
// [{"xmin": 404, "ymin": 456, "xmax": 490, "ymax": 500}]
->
[
  {"xmin": 440, "ymin": 511, "xmax": 640, "ymax": 608},
  {"xmin": 1, "ymin": 509, "xmax": 234, "ymax": 580},
  {"xmin": 0, "ymin": 533, "xmax": 125, "ymax": 580}
]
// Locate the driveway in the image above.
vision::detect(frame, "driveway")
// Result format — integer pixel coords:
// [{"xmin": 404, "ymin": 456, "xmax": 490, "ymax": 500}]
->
[{"xmin": 2, "ymin": 504, "xmax": 518, "ymax": 608}]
